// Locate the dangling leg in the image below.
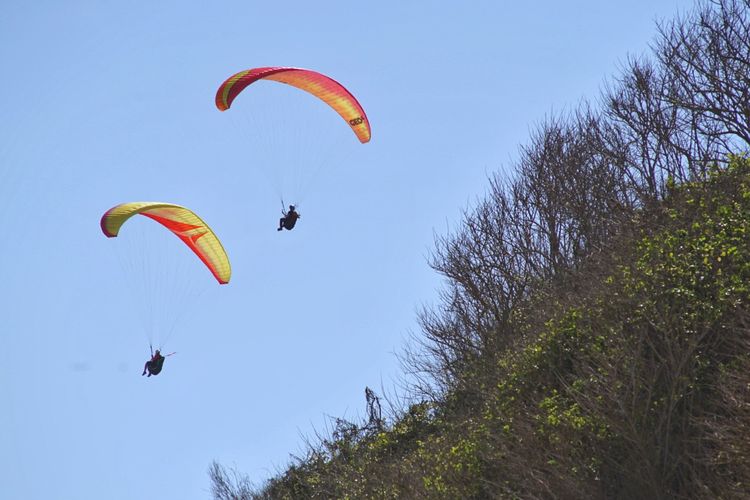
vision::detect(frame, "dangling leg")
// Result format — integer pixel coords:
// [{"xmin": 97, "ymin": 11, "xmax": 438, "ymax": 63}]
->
[
  {"xmin": 278, "ymin": 217, "xmax": 285, "ymax": 231},
  {"xmin": 143, "ymin": 345, "xmax": 153, "ymax": 375}
]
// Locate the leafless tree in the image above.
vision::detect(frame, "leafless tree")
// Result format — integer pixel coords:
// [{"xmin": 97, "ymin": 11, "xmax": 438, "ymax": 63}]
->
[
  {"xmin": 208, "ymin": 462, "xmax": 253, "ymax": 500},
  {"xmin": 364, "ymin": 386, "xmax": 384, "ymax": 431},
  {"xmin": 657, "ymin": 0, "xmax": 750, "ymax": 147}
]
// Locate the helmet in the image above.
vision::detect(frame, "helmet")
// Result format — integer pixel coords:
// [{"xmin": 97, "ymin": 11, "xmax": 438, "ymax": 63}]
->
[{"xmin": 289, "ymin": 205, "xmax": 295, "ymax": 211}]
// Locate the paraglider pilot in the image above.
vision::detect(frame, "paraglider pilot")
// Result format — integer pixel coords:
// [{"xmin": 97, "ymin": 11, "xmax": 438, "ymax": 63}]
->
[
  {"xmin": 278, "ymin": 205, "xmax": 301, "ymax": 231},
  {"xmin": 142, "ymin": 349, "xmax": 165, "ymax": 377}
]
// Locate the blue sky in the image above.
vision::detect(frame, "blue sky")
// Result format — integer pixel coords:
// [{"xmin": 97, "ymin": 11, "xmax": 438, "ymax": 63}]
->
[{"xmin": 1, "ymin": 1, "xmax": 685, "ymax": 498}]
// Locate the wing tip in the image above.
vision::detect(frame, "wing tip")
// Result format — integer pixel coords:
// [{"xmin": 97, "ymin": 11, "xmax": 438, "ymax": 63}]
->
[{"xmin": 100, "ymin": 208, "xmax": 119, "ymax": 238}]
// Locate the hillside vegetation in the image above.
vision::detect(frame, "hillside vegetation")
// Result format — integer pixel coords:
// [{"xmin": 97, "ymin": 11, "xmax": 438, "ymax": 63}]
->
[{"xmin": 211, "ymin": 1, "xmax": 750, "ymax": 498}]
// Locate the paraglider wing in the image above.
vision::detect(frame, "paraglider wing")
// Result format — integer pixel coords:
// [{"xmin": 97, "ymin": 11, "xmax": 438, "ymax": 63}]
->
[
  {"xmin": 215, "ymin": 66, "xmax": 371, "ymax": 144},
  {"xmin": 100, "ymin": 202, "xmax": 231, "ymax": 284}
]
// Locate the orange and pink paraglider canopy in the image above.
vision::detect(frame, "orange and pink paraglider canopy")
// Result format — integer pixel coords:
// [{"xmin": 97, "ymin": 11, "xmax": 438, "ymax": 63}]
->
[{"xmin": 215, "ymin": 66, "xmax": 371, "ymax": 144}]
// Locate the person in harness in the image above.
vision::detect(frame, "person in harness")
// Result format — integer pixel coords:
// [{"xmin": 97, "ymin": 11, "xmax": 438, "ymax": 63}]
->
[
  {"xmin": 142, "ymin": 349, "xmax": 166, "ymax": 377},
  {"xmin": 277, "ymin": 205, "xmax": 301, "ymax": 231}
]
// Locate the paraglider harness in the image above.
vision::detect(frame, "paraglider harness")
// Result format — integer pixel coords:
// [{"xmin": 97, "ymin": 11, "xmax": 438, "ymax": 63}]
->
[
  {"xmin": 142, "ymin": 345, "xmax": 175, "ymax": 377},
  {"xmin": 278, "ymin": 201, "xmax": 301, "ymax": 231}
]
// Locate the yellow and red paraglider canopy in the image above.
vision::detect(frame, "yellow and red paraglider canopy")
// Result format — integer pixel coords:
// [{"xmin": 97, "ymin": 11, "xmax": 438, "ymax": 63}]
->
[
  {"xmin": 100, "ymin": 202, "xmax": 231, "ymax": 284},
  {"xmin": 215, "ymin": 66, "xmax": 371, "ymax": 144}
]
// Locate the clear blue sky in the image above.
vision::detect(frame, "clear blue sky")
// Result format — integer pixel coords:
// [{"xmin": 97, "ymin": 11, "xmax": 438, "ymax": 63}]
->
[{"xmin": 0, "ymin": 1, "xmax": 684, "ymax": 498}]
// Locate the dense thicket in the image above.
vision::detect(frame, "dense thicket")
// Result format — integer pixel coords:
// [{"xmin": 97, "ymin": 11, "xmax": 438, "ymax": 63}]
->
[{"xmin": 211, "ymin": 1, "xmax": 750, "ymax": 498}]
